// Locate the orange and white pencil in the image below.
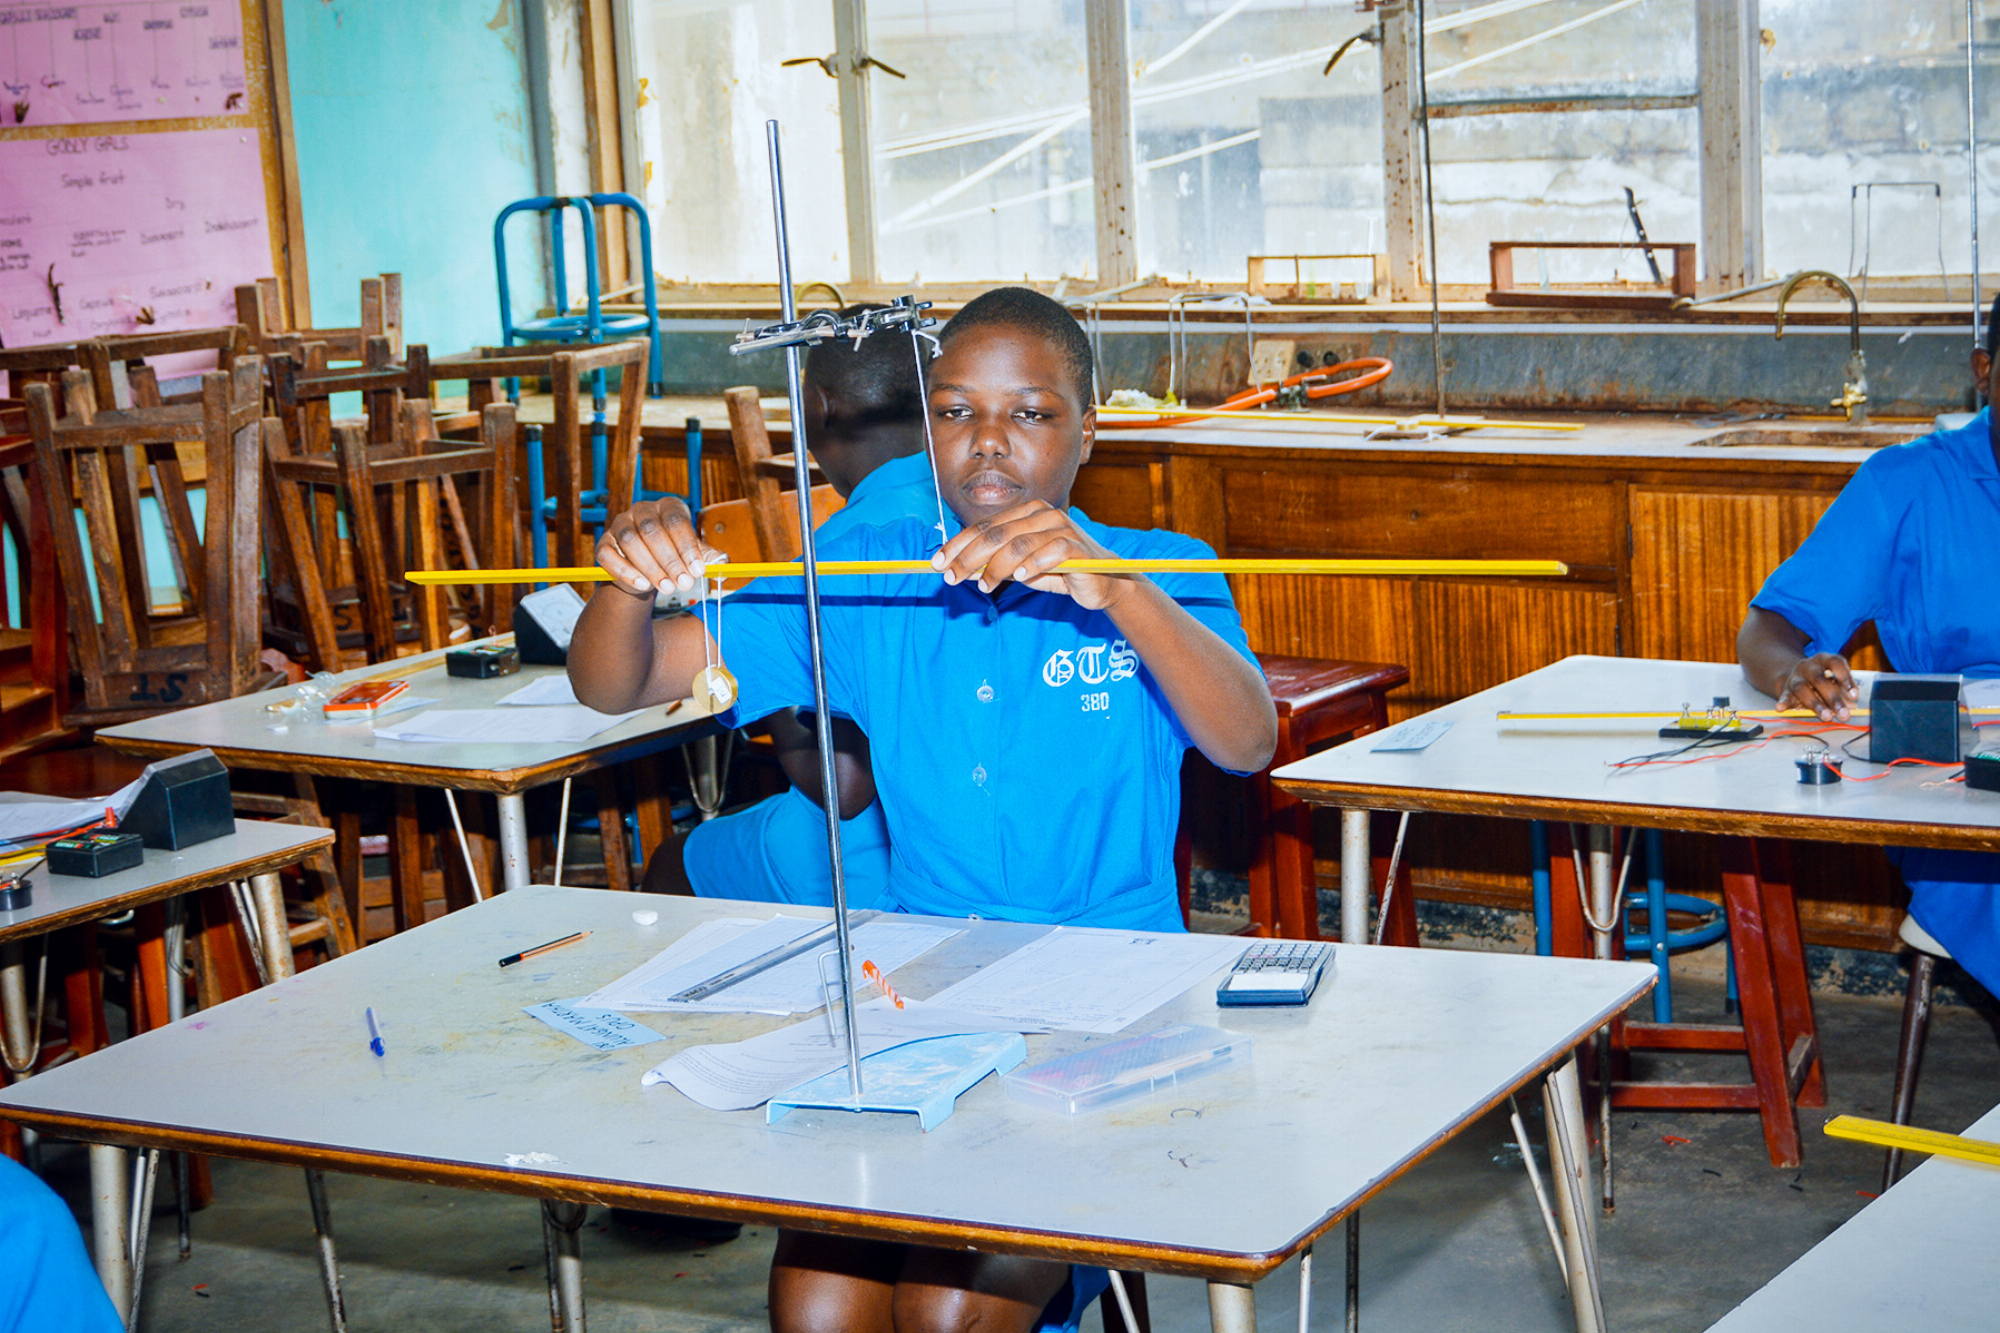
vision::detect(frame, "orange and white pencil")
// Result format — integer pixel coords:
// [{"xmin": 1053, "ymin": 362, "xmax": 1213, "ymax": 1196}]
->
[{"xmin": 862, "ymin": 959, "xmax": 904, "ymax": 1009}]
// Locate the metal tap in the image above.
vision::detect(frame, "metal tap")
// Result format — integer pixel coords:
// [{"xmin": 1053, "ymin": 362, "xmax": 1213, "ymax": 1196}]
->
[{"xmin": 1774, "ymin": 270, "xmax": 1869, "ymax": 426}]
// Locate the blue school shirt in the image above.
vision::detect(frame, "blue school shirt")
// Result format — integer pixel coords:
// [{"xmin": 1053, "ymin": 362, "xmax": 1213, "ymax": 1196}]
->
[
  {"xmin": 1754, "ymin": 409, "xmax": 2000, "ymax": 998},
  {"xmin": 683, "ymin": 451, "xmax": 939, "ymax": 906},
  {"xmin": 716, "ymin": 508, "xmax": 1258, "ymax": 932},
  {"xmin": 1752, "ymin": 409, "xmax": 2000, "ymax": 677}
]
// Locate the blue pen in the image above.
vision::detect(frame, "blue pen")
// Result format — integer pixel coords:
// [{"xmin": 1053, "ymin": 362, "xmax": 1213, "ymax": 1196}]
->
[{"xmin": 365, "ymin": 1007, "xmax": 386, "ymax": 1058}]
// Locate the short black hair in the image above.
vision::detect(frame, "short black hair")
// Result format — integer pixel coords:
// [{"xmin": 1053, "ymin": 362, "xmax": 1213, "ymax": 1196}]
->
[
  {"xmin": 939, "ymin": 286, "xmax": 1094, "ymax": 404},
  {"xmin": 1986, "ymin": 293, "xmax": 2000, "ymax": 356},
  {"xmin": 804, "ymin": 303, "xmax": 924, "ymax": 432}
]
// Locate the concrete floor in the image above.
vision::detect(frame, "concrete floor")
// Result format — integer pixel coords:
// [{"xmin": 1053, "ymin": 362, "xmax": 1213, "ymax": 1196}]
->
[{"xmin": 31, "ymin": 959, "xmax": 2000, "ymax": 1333}]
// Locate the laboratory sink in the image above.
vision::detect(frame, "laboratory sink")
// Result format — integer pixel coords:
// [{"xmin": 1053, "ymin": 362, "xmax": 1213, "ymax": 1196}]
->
[{"xmin": 1692, "ymin": 424, "xmax": 1923, "ymax": 449}]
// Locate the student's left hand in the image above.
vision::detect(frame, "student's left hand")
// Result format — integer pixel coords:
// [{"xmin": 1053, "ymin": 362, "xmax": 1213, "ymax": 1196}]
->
[{"xmin": 931, "ymin": 501, "xmax": 1138, "ymax": 609}]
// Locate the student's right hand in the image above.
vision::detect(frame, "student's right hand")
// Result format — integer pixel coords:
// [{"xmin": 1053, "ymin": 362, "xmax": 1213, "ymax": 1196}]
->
[
  {"xmin": 594, "ymin": 498, "xmax": 724, "ymax": 597},
  {"xmin": 1776, "ymin": 652, "xmax": 1858, "ymax": 721}
]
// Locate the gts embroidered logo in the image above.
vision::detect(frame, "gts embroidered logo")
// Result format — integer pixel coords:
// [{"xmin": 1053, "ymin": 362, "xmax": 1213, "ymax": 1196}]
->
[{"xmin": 1041, "ymin": 640, "xmax": 1139, "ymax": 687}]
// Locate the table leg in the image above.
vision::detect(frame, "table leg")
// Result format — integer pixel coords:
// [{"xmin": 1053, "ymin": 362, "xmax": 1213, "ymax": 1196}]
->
[
  {"xmin": 541, "ymin": 1199, "xmax": 588, "ymax": 1332},
  {"xmin": 0, "ymin": 939, "xmax": 30, "ymax": 1072},
  {"xmin": 1339, "ymin": 810, "xmax": 1370, "ymax": 946},
  {"xmin": 1345, "ymin": 1216, "xmax": 1360, "ymax": 1332},
  {"xmin": 304, "ymin": 1168, "xmax": 349, "ymax": 1333},
  {"xmin": 1587, "ymin": 827, "xmax": 1615, "ymax": 1214},
  {"xmin": 1207, "ymin": 1279, "xmax": 1256, "ymax": 1333},
  {"xmin": 498, "ymin": 793, "xmax": 532, "ymax": 892},
  {"xmin": 1542, "ymin": 1056, "xmax": 1606, "ymax": 1333},
  {"xmin": 248, "ymin": 873, "xmax": 296, "ymax": 981},
  {"xmin": 89, "ymin": 1143, "xmax": 133, "ymax": 1321}
]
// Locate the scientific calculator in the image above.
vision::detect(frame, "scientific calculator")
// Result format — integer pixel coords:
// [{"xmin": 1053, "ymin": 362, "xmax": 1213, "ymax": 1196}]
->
[{"xmin": 1215, "ymin": 940, "xmax": 1333, "ymax": 1007}]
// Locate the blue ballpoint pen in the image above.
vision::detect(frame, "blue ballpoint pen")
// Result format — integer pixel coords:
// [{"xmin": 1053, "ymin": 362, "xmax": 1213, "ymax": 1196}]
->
[{"xmin": 366, "ymin": 1007, "xmax": 386, "ymax": 1057}]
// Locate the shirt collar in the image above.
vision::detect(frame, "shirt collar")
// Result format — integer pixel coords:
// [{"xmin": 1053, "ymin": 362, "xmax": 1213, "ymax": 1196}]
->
[{"xmin": 1946, "ymin": 407, "xmax": 1999, "ymax": 480}]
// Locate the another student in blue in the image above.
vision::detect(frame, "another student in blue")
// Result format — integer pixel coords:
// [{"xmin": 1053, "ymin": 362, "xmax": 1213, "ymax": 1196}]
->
[
  {"xmin": 1739, "ymin": 294, "xmax": 2000, "ymax": 998},
  {"xmin": 570, "ymin": 287, "xmax": 1276, "ymax": 1333},
  {"xmin": 654, "ymin": 307, "xmax": 938, "ymax": 908},
  {"xmin": 0, "ymin": 1154, "xmax": 122, "ymax": 1332}
]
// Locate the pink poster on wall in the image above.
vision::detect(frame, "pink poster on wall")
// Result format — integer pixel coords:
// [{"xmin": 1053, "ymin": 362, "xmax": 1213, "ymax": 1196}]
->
[
  {"xmin": 0, "ymin": 126, "xmax": 270, "ymax": 364},
  {"xmin": 0, "ymin": 3, "xmax": 247, "ymax": 126}
]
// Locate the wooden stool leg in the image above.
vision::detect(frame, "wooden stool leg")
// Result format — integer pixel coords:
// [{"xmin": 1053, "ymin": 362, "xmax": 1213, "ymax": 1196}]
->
[
  {"xmin": 1243, "ymin": 765, "xmax": 1279, "ymax": 937},
  {"xmin": 1751, "ymin": 839, "xmax": 1824, "ymax": 1109},
  {"xmin": 1545, "ymin": 824, "xmax": 1590, "ymax": 959},
  {"xmin": 390, "ymin": 786, "xmax": 429, "ymax": 934},
  {"xmin": 1883, "ymin": 949, "xmax": 1937, "ymax": 1190},
  {"xmin": 1718, "ymin": 837, "xmax": 1804, "ymax": 1168},
  {"xmin": 132, "ymin": 903, "xmax": 171, "ymax": 1034},
  {"xmin": 597, "ymin": 772, "xmax": 632, "ymax": 893},
  {"xmin": 56, "ymin": 924, "xmax": 109, "ymax": 1057}
]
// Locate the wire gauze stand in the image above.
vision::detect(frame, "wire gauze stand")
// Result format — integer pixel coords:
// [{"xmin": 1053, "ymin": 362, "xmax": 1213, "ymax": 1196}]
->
[{"xmin": 727, "ymin": 121, "xmax": 938, "ymax": 1099}]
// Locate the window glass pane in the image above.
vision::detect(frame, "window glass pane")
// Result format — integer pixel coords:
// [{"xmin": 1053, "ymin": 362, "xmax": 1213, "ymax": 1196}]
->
[
  {"xmin": 1761, "ymin": 0, "xmax": 1975, "ymax": 287},
  {"xmin": 867, "ymin": 1, "xmax": 1095, "ymax": 283},
  {"xmin": 1422, "ymin": 0, "xmax": 1700, "ymax": 287},
  {"xmin": 1128, "ymin": 1, "xmax": 1384, "ymax": 284},
  {"xmin": 636, "ymin": 1, "xmax": 850, "ymax": 284}
]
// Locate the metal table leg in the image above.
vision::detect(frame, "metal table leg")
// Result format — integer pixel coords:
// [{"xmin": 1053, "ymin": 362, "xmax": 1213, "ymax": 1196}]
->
[
  {"xmin": 247, "ymin": 872, "xmax": 295, "ymax": 981},
  {"xmin": 305, "ymin": 1169, "xmax": 349, "ymax": 1333},
  {"xmin": 497, "ymin": 792, "xmax": 533, "ymax": 891},
  {"xmin": 1208, "ymin": 1279, "xmax": 1257, "ymax": 1333},
  {"xmin": 89, "ymin": 1143, "xmax": 133, "ymax": 1321},
  {"xmin": 1543, "ymin": 1055, "xmax": 1606, "ymax": 1333},
  {"xmin": 1340, "ymin": 809, "xmax": 1371, "ymax": 946},
  {"xmin": 0, "ymin": 939, "xmax": 31, "ymax": 1071},
  {"xmin": 542, "ymin": 1198, "xmax": 588, "ymax": 1332}
]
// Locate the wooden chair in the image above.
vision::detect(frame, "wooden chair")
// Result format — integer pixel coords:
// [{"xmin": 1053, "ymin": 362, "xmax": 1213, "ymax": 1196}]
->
[
  {"xmin": 428, "ymin": 339, "xmax": 648, "ymax": 568},
  {"xmin": 260, "ymin": 338, "xmax": 432, "ymax": 668},
  {"xmin": 236, "ymin": 274, "xmax": 403, "ymax": 361},
  {"xmin": 80, "ymin": 326, "xmax": 252, "ymax": 409},
  {"xmin": 721, "ymin": 385, "xmax": 827, "ymax": 562},
  {"xmin": 25, "ymin": 359, "xmax": 267, "ymax": 728},
  {"xmin": 263, "ymin": 400, "xmax": 516, "ymax": 672},
  {"xmin": 0, "ymin": 413, "xmax": 67, "ymax": 754}
]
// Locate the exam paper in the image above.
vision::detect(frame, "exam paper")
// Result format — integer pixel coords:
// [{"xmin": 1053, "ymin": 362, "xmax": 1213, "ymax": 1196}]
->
[
  {"xmin": 372, "ymin": 705, "xmax": 644, "ymax": 744},
  {"xmin": 642, "ymin": 997, "xmax": 1041, "ymax": 1111},
  {"xmin": 1965, "ymin": 678, "xmax": 2000, "ymax": 711},
  {"xmin": 927, "ymin": 928, "xmax": 1248, "ymax": 1034},
  {"xmin": 0, "ymin": 773, "xmax": 145, "ymax": 845},
  {"xmin": 583, "ymin": 915, "xmax": 960, "ymax": 1015},
  {"xmin": 496, "ymin": 676, "xmax": 582, "ymax": 707}
]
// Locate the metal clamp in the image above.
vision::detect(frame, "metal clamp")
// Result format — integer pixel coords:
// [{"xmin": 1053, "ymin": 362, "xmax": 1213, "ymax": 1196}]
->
[{"xmin": 729, "ymin": 294, "xmax": 936, "ymax": 357}]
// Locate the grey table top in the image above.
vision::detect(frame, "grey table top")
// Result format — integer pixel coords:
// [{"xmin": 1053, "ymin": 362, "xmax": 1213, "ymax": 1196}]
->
[
  {"xmin": 0, "ymin": 888, "xmax": 1652, "ymax": 1280},
  {"xmin": 1273, "ymin": 655, "xmax": 2000, "ymax": 851},
  {"xmin": 94, "ymin": 641, "xmax": 720, "ymax": 793},
  {"xmin": 1706, "ymin": 1102, "xmax": 2000, "ymax": 1332},
  {"xmin": 0, "ymin": 820, "xmax": 332, "ymax": 945}
]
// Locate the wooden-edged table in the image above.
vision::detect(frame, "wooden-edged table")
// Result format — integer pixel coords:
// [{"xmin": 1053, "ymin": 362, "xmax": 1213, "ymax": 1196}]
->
[
  {"xmin": 95, "ymin": 639, "xmax": 722, "ymax": 923},
  {"xmin": 0, "ymin": 887, "xmax": 1653, "ymax": 1333},
  {"xmin": 0, "ymin": 818, "xmax": 334, "ymax": 1322},
  {"xmin": 1704, "ymin": 1101, "xmax": 2000, "ymax": 1331},
  {"xmin": 1272, "ymin": 655, "xmax": 2000, "ymax": 1170}
]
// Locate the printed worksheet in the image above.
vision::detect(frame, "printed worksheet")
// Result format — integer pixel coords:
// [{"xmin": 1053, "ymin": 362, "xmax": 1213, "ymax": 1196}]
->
[{"xmin": 927, "ymin": 928, "xmax": 1247, "ymax": 1034}]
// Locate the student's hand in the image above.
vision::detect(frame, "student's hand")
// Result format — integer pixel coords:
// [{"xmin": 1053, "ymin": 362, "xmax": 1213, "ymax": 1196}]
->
[
  {"xmin": 931, "ymin": 501, "xmax": 1138, "ymax": 609},
  {"xmin": 594, "ymin": 498, "xmax": 724, "ymax": 597},
  {"xmin": 1776, "ymin": 652, "xmax": 1859, "ymax": 721}
]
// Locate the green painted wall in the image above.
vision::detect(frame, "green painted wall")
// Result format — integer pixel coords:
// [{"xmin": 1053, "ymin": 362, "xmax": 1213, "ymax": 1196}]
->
[{"xmin": 282, "ymin": 0, "xmax": 543, "ymax": 355}]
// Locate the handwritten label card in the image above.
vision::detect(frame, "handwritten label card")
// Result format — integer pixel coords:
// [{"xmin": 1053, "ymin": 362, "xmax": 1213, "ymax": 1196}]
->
[
  {"xmin": 0, "ymin": 3, "xmax": 247, "ymax": 126},
  {"xmin": 524, "ymin": 999, "xmax": 667, "ymax": 1053},
  {"xmin": 0, "ymin": 127, "xmax": 269, "ymax": 361}
]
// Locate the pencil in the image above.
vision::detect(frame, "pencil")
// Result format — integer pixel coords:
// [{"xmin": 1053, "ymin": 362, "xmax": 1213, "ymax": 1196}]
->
[
  {"xmin": 407, "ymin": 557, "xmax": 1571, "ymax": 587},
  {"xmin": 498, "ymin": 930, "xmax": 592, "ymax": 968}
]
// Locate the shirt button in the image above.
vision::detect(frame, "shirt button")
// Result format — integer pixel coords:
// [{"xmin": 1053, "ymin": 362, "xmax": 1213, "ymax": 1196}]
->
[
  {"xmin": 976, "ymin": 682, "xmax": 994, "ymax": 703},
  {"xmin": 972, "ymin": 765, "xmax": 987, "ymax": 785}
]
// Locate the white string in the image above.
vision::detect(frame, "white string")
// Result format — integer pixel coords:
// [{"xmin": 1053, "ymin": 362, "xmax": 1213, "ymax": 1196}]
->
[
  {"xmin": 1567, "ymin": 824, "xmax": 1634, "ymax": 937},
  {"xmin": 910, "ymin": 328, "xmax": 949, "ymax": 547}
]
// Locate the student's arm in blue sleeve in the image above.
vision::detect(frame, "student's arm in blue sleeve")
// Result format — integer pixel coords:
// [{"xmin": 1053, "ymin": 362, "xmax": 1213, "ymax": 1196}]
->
[
  {"xmin": 937, "ymin": 507, "xmax": 1277, "ymax": 771},
  {"xmin": 1741, "ymin": 454, "xmax": 1900, "ymax": 718}
]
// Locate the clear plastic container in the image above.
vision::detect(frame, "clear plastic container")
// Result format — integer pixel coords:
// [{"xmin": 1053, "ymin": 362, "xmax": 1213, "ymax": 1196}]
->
[{"xmin": 1003, "ymin": 1023, "xmax": 1251, "ymax": 1116}]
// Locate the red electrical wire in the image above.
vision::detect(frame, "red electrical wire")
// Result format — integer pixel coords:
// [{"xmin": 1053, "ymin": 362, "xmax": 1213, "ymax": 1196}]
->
[{"xmin": 1097, "ymin": 357, "xmax": 1394, "ymax": 430}]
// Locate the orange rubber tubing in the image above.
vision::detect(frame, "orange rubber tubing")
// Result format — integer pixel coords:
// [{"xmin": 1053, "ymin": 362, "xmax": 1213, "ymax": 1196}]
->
[{"xmin": 1096, "ymin": 356, "xmax": 1394, "ymax": 429}]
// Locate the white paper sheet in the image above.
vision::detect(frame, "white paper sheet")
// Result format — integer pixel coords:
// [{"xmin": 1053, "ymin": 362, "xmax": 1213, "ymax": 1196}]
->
[
  {"xmin": 495, "ymin": 677, "xmax": 582, "ymax": 707},
  {"xmin": 641, "ymin": 997, "xmax": 1042, "ymax": 1110},
  {"xmin": 372, "ymin": 705, "xmax": 643, "ymax": 744},
  {"xmin": 926, "ymin": 928, "xmax": 1248, "ymax": 1034},
  {"xmin": 583, "ymin": 915, "xmax": 960, "ymax": 1015},
  {"xmin": 1964, "ymin": 678, "xmax": 2000, "ymax": 711},
  {"xmin": 0, "ymin": 772, "xmax": 145, "ymax": 845}
]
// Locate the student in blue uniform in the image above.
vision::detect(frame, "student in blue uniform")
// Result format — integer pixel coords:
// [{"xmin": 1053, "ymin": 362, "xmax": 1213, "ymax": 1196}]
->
[
  {"xmin": 570, "ymin": 287, "xmax": 1276, "ymax": 1333},
  {"xmin": 650, "ymin": 305, "xmax": 938, "ymax": 908},
  {"xmin": 0, "ymin": 1155, "xmax": 121, "ymax": 1332},
  {"xmin": 1738, "ymin": 294, "xmax": 2000, "ymax": 998}
]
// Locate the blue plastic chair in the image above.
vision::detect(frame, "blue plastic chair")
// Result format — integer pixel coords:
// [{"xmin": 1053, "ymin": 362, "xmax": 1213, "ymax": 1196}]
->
[{"xmin": 1530, "ymin": 823, "xmax": 1736, "ymax": 1022}]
